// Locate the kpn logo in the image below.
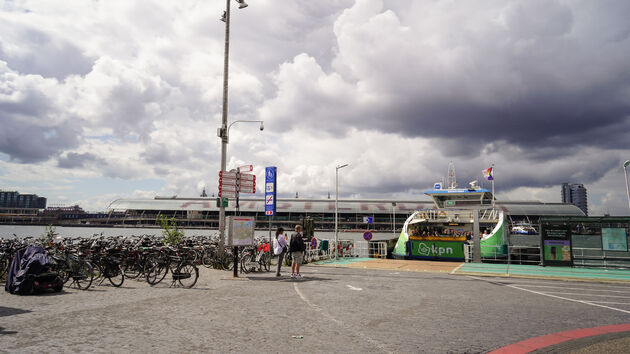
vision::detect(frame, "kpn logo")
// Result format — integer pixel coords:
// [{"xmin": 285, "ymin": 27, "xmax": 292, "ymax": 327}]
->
[{"xmin": 417, "ymin": 242, "xmax": 454, "ymax": 256}]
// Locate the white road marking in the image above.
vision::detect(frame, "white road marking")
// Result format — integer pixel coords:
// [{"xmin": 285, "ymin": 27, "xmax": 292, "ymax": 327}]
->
[
  {"xmin": 584, "ymin": 301, "xmax": 630, "ymax": 305},
  {"xmin": 450, "ymin": 263, "xmax": 465, "ymax": 275},
  {"xmin": 466, "ymin": 276, "xmax": 630, "ymax": 289},
  {"xmin": 347, "ymin": 284, "xmax": 363, "ymax": 291},
  {"xmin": 293, "ymin": 283, "xmax": 392, "ymax": 353},
  {"xmin": 506, "ymin": 284, "xmax": 630, "ymax": 315},
  {"xmin": 514, "ymin": 285, "xmax": 630, "ymax": 293},
  {"xmin": 467, "ymin": 275, "xmax": 630, "ymax": 314},
  {"xmin": 541, "ymin": 291, "xmax": 630, "ymax": 299}
]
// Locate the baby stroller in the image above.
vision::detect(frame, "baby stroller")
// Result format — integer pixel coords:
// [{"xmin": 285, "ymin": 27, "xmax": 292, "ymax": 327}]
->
[{"xmin": 5, "ymin": 245, "xmax": 63, "ymax": 295}]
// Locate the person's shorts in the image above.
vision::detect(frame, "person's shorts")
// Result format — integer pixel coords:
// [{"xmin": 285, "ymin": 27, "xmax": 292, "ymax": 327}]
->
[{"xmin": 291, "ymin": 251, "xmax": 304, "ymax": 264}]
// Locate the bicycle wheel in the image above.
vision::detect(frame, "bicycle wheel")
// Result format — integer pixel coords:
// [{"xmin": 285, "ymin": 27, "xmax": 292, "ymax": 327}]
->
[
  {"xmin": 120, "ymin": 258, "xmax": 142, "ymax": 279},
  {"xmin": 284, "ymin": 253, "xmax": 292, "ymax": 266},
  {"xmin": 241, "ymin": 254, "xmax": 255, "ymax": 274},
  {"xmin": 222, "ymin": 253, "xmax": 234, "ymax": 271},
  {"xmin": 0, "ymin": 256, "xmax": 9, "ymax": 280},
  {"xmin": 107, "ymin": 263, "xmax": 125, "ymax": 287},
  {"xmin": 259, "ymin": 252, "xmax": 271, "ymax": 272},
  {"xmin": 201, "ymin": 250, "xmax": 214, "ymax": 268},
  {"xmin": 73, "ymin": 261, "xmax": 94, "ymax": 290},
  {"xmin": 145, "ymin": 259, "xmax": 168, "ymax": 286},
  {"xmin": 176, "ymin": 262, "xmax": 198, "ymax": 288}
]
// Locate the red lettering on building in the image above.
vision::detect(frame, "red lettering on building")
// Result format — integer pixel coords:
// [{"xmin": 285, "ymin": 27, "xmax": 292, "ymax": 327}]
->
[{"xmin": 180, "ymin": 201, "xmax": 211, "ymax": 209}]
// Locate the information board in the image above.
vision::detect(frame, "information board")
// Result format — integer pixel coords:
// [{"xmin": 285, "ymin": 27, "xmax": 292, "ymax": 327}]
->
[
  {"xmin": 226, "ymin": 216, "xmax": 255, "ymax": 246},
  {"xmin": 540, "ymin": 222, "xmax": 573, "ymax": 266},
  {"xmin": 602, "ymin": 228, "xmax": 628, "ymax": 251}
]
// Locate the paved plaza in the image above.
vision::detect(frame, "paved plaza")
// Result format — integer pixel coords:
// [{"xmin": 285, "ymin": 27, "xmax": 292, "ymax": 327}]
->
[{"xmin": 2, "ymin": 260, "xmax": 629, "ymax": 353}]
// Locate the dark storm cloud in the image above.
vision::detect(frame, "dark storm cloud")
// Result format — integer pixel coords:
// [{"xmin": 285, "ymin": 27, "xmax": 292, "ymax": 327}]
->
[
  {"xmin": 0, "ymin": 118, "xmax": 79, "ymax": 163},
  {"xmin": 0, "ymin": 26, "xmax": 93, "ymax": 80},
  {"xmin": 267, "ymin": 0, "xmax": 630, "ymax": 162}
]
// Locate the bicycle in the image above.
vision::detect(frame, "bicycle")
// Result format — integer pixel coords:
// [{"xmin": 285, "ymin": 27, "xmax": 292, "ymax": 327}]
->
[{"xmin": 144, "ymin": 246, "xmax": 199, "ymax": 288}]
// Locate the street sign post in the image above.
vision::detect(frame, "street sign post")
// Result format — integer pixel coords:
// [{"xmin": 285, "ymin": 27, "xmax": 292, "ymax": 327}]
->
[{"xmin": 265, "ymin": 167, "xmax": 276, "ymax": 216}]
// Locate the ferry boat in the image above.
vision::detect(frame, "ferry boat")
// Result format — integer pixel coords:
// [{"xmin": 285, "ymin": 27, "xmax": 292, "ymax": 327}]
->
[{"xmin": 393, "ymin": 183, "xmax": 507, "ymax": 261}]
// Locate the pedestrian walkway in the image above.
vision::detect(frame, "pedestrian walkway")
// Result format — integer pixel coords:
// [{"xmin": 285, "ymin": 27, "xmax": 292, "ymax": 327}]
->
[
  {"xmin": 313, "ymin": 258, "xmax": 630, "ymax": 282},
  {"xmin": 457, "ymin": 263, "xmax": 630, "ymax": 282}
]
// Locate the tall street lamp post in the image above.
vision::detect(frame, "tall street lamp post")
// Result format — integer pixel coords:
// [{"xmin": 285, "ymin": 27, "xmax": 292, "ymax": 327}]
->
[
  {"xmin": 335, "ymin": 163, "xmax": 348, "ymax": 260},
  {"xmin": 624, "ymin": 160, "xmax": 630, "ymax": 213},
  {"xmin": 218, "ymin": 0, "xmax": 248, "ymax": 256}
]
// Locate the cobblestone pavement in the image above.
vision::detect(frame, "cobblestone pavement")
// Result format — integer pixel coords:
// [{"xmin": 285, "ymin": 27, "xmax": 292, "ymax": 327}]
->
[{"xmin": 2, "ymin": 264, "xmax": 629, "ymax": 353}]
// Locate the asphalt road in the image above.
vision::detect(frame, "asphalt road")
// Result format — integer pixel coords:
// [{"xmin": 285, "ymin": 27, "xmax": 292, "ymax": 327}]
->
[{"xmin": 1, "ymin": 264, "xmax": 629, "ymax": 353}]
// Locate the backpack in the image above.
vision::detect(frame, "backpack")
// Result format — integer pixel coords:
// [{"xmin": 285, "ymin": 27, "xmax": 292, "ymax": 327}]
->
[{"xmin": 289, "ymin": 234, "xmax": 305, "ymax": 252}]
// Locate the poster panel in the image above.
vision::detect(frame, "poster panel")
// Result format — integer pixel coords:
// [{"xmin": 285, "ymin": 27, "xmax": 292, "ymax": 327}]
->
[
  {"xmin": 602, "ymin": 228, "xmax": 628, "ymax": 251},
  {"xmin": 540, "ymin": 222, "xmax": 573, "ymax": 266}
]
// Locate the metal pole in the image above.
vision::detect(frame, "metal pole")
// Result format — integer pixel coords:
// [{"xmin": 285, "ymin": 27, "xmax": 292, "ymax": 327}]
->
[
  {"xmin": 268, "ymin": 216, "xmax": 272, "ymax": 270},
  {"xmin": 472, "ymin": 209, "xmax": 481, "ymax": 263},
  {"xmin": 624, "ymin": 160, "xmax": 630, "ymax": 213},
  {"xmin": 335, "ymin": 167, "xmax": 339, "ymax": 260},
  {"xmin": 219, "ymin": 0, "xmax": 231, "ymax": 256}
]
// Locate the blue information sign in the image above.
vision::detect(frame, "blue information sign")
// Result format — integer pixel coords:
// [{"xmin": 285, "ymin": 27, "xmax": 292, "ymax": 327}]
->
[{"xmin": 265, "ymin": 167, "xmax": 277, "ymax": 216}]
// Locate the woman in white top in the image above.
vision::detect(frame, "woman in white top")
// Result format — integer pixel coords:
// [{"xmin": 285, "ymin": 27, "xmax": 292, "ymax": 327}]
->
[{"xmin": 273, "ymin": 227, "xmax": 287, "ymax": 276}]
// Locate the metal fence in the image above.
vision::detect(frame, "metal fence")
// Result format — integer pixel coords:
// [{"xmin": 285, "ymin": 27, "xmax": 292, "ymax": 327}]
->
[{"xmin": 464, "ymin": 233, "xmax": 630, "ymax": 269}]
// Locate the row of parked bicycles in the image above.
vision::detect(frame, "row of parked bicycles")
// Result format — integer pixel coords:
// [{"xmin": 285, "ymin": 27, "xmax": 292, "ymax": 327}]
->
[{"xmin": 2, "ymin": 234, "xmax": 278, "ymax": 293}]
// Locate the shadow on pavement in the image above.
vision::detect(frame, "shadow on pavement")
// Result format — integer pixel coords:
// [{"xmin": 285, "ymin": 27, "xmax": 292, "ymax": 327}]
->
[
  {"xmin": 0, "ymin": 326, "xmax": 18, "ymax": 335},
  {"xmin": 246, "ymin": 276, "xmax": 333, "ymax": 282},
  {"xmin": 0, "ymin": 306, "xmax": 31, "ymax": 317}
]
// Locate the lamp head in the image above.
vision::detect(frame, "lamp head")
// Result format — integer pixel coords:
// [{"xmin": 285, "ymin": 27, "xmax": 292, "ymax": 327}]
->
[
  {"xmin": 625, "ymin": 160, "xmax": 630, "ymax": 168},
  {"xmin": 259, "ymin": 122, "xmax": 264, "ymax": 131},
  {"xmin": 236, "ymin": 0, "xmax": 248, "ymax": 9}
]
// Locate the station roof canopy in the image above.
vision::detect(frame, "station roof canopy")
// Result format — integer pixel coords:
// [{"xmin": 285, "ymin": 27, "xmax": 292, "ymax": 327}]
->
[{"xmin": 107, "ymin": 197, "xmax": 585, "ymax": 217}]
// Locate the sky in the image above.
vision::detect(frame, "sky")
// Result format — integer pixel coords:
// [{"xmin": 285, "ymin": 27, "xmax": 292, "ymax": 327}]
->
[{"xmin": 1, "ymin": 0, "xmax": 629, "ymax": 215}]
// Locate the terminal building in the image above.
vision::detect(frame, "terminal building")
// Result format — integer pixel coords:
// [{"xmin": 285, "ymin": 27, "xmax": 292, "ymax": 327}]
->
[{"xmin": 105, "ymin": 196, "xmax": 585, "ymax": 233}]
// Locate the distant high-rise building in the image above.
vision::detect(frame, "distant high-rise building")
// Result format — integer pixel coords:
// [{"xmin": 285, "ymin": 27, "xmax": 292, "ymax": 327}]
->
[
  {"xmin": 0, "ymin": 190, "xmax": 47, "ymax": 209},
  {"xmin": 561, "ymin": 183, "xmax": 588, "ymax": 215}
]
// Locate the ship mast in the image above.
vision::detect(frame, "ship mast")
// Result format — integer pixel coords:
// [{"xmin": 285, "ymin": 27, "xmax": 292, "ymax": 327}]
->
[{"xmin": 447, "ymin": 161, "xmax": 458, "ymax": 190}]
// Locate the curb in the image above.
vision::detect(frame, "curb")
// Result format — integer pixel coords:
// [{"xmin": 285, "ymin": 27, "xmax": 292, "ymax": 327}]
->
[{"xmin": 488, "ymin": 324, "xmax": 630, "ymax": 353}]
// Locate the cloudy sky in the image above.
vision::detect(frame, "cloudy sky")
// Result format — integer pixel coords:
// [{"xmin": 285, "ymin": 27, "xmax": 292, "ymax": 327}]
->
[{"xmin": 1, "ymin": 0, "xmax": 629, "ymax": 215}]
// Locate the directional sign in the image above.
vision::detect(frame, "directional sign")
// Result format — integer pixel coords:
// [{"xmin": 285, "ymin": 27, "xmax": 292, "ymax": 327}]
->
[
  {"xmin": 240, "ymin": 187, "xmax": 256, "ymax": 194},
  {"xmin": 218, "ymin": 190, "xmax": 237, "ymax": 198},
  {"xmin": 219, "ymin": 177, "xmax": 237, "ymax": 186},
  {"xmin": 239, "ymin": 173, "xmax": 256, "ymax": 182},
  {"xmin": 238, "ymin": 165, "xmax": 253, "ymax": 172},
  {"xmin": 219, "ymin": 171, "xmax": 238, "ymax": 178},
  {"xmin": 220, "ymin": 185, "xmax": 237, "ymax": 192},
  {"xmin": 239, "ymin": 180, "xmax": 256, "ymax": 188}
]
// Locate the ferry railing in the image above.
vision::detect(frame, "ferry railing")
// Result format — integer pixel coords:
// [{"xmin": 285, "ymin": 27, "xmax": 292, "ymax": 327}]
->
[
  {"xmin": 354, "ymin": 241, "xmax": 387, "ymax": 258},
  {"xmin": 572, "ymin": 247, "xmax": 630, "ymax": 269}
]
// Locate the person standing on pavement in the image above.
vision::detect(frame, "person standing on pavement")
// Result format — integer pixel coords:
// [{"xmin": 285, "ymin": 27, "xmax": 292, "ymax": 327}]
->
[
  {"xmin": 289, "ymin": 225, "xmax": 306, "ymax": 278},
  {"xmin": 273, "ymin": 227, "xmax": 287, "ymax": 277}
]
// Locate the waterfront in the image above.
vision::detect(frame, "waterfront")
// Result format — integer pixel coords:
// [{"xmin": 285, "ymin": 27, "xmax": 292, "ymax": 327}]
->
[{"xmin": 0, "ymin": 225, "xmax": 398, "ymax": 242}]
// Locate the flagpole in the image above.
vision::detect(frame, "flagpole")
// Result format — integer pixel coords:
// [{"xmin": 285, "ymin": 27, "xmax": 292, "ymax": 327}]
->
[{"xmin": 492, "ymin": 164, "xmax": 495, "ymax": 208}]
